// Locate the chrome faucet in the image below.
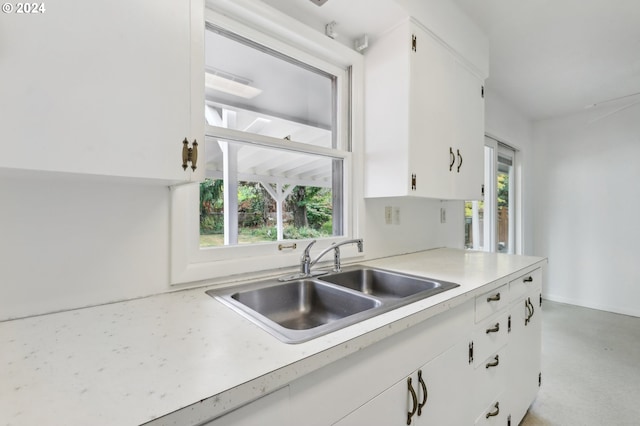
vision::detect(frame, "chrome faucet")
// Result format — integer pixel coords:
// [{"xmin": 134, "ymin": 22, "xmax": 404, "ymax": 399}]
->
[{"xmin": 279, "ymin": 239, "xmax": 364, "ymax": 281}]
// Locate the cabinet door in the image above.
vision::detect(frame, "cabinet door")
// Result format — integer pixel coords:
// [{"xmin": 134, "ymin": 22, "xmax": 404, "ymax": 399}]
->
[
  {"xmin": 451, "ymin": 59, "xmax": 485, "ymax": 200},
  {"xmin": 507, "ymin": 290, "xmax": 542, "ymax": 424},
  {"xmin": 334, "ymin": 341, "xmax": 472, "ymax": 426},
  {"xmin": 408, "ymin": 24, "xmax": 456, "ymax": 199},
  {"xmin": 416, "ymin": 340, "xmax": 472, "ymax": 425},
  {"xmin": 0, "ymin": 0, "xmax": 204, "ymax": 182}
]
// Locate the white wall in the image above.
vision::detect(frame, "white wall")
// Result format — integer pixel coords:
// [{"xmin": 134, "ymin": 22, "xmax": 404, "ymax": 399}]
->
[
  {"xmin": 0, "ymin": 173, "xmax": 171, "ymax": 320},
  {"xmin": 484, "ymin": 89, "xmax": 535, "ymax": 255},
  {"xmin": 532, "ymin": 104, "xmax": 640, "ymax": 317},
  {"xmin": 364, "ymin": 198, "xmax": 463, "ymax": 260},
  {"xmin": 0, "ymin": 173, "xmax": 461, "ymax": 320}
]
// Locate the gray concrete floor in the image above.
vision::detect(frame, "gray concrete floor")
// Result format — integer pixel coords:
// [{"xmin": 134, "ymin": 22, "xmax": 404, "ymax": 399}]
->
[{"xmin": 520, "ymin": 300, "xmax": 640, "ymax": 425}]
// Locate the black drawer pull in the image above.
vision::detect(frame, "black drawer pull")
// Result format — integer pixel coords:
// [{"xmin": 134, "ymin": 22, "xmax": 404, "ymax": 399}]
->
[
  {"xmin": 407, "ymin": 377, "xmax": 418, "ymax": 425},
  {"xmin": 523, "ymin": 276, "xmax": 533, "ymax": 283},
  {"xmin": 486, "ymin": 323, "xmax": 500, "ymax": 334},
  {"xmin": 486, "ymin": 402, "xmax": 500, "ymax": 418},
  {"xmin": 485, "ymin": 355, "xmax": 500, "ymax": 369},
  {"xmin": 417, "ymin": 370, "xmax": 428, "ymax": 416},
  {"xmin": 486, "ymin": 293, "xmax": 501, "ymax": 303}
]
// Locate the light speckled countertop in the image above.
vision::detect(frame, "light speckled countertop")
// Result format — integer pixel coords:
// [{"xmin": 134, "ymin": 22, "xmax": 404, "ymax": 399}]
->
[{"xmin": 0, "ymin": 249, "xmax": 546, "ymax": 426}]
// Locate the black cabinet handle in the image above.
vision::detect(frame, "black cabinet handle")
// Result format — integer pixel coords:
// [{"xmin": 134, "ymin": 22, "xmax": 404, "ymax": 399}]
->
[
  {"xmin": 485, "ymin": 355, "xmax": 500, "ymax": 369},
  {"xmin": 486, "ymin": 323, "xmax": 500, "ymax": 334},
  {"xmin": 417, "ymin": 370, "xmax": 428, "ymax": 416},
  {"xmin": 407, "ymin": 377, "xmax": 418, "ymax": 425},
  {"xmin": 487, "ymin": 293, "xmax": 501, "ymax": 303},
  {"xmin": 525, "ymin": 298, "xmax": 535, "ymax": 325},
  {"xmin": 523, "ymin": 276, "xmax": 533, "ymax": 283},
  {"xmin": 449, "ymin": 147, "xmax": 455, "ymax": 171},
  {"xmin": 457, "ymin": 149, "xmax": 463, "ymax": 172},
  {"xmin": 486, "ymin": 402, "xmax": 500, "ymax": 418},
  {"xmin": 529, "ymin": 298, "xmax": 535, "ymax": 319}
]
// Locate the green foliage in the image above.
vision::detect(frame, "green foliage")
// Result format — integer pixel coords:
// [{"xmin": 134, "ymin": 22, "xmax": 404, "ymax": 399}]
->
[
  {"xmin": 199, "ymin": 178, "xmax": 334, "ymax": 240},
  {"xmin": 245, "ymin": 226, "xmax": 277, "ymax": 241},
  {"xmin": 200, "ymin": 179, "xmax": 223, "ymax": 216},
  {"xmin": 497, "ymin": 173, "xmax": 509, "ymax": 208},
  {"xmin": 283, "ymin": 226, "xmax": 327, "ymax": 240},
  {"xmin": 200, "ymin": 214, "xmax": 223, "ymax": 234}
]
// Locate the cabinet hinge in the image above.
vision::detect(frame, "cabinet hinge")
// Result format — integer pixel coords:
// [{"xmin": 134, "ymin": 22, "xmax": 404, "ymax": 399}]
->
[
  {"xmin": 411, "ymin": 174, "xmax": 417, "ymax": 190},
  {"xmin": 468, "ymin": 341, "xmax": 474, "ymax": 364},
  {"xmin": 539, "ymin": 372, "xmax": 542, "ymax": 387},
  {"xmin": 481, "ymin": 85, "xmax": 485, "ymax": 98},
  {"xmin": 411, "ymin": 34, "xmax": 417, "ymax": 52},
  {"xmin": 508, "ymin": 315, "xmax": 511, "ymax": 333},
  {"xmin": 181, "ymin": 138, "xmax": 198, "ymax": 171}
]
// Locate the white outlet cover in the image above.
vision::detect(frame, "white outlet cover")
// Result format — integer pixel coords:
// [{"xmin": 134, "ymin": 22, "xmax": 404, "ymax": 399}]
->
[{"xmin": 392, "ymin": 207, "xmax": 400, "ymax": 225}]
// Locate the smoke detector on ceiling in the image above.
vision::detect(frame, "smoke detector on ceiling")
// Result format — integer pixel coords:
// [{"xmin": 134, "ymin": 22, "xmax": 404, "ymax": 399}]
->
[{"xmin": 309, "ymin": 0, "xmax": 329, "ymax": 6}]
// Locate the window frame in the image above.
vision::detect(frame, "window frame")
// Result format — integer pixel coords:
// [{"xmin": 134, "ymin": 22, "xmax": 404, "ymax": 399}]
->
[
  {"xmin": 170, "ymin": 4, "xmax": 364, "ymax": 285},
  {"xmin": 465, "ymin": 135, "xmax": 522, "ymax": 255}
]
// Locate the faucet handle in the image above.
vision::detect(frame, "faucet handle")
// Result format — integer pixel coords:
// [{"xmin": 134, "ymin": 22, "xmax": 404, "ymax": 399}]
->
[{"xmin": 302, "ymin": 240, "xmax": 317, "ymax": 258}]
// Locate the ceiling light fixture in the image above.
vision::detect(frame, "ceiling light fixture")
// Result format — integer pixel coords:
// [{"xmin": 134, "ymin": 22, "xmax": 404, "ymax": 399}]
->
[
  {"xmin": 309, "ymin": 0, "xmax": 329, "ymax": 6},
  {"xmin": 205, "ymin": 69, "xmax": 262, "ymax": 99}
]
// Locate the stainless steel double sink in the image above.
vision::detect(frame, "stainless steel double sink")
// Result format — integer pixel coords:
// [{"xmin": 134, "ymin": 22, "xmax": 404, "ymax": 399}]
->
[{"xmin": 207, "ymin": 266, "xmax": 459, "ymax": 343}]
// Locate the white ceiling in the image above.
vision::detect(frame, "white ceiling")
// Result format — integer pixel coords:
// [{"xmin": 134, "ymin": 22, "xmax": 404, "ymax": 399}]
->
[
  {"xmin": 451, "ymin": 0, "xmax": 640, "ymax": 120},
  {"xmin": 261, "ymin": 0, "xmax": 640, "ymax": 121}
]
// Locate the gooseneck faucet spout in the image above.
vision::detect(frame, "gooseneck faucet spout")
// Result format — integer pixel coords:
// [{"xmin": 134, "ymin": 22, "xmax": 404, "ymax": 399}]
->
[
  {"xmin": 305, "ymin": 238, "xmax": 364, "ymax": 274},
  {"xmin": 279, "ymin": 239, "xmax": 364, "ymax": 282}
]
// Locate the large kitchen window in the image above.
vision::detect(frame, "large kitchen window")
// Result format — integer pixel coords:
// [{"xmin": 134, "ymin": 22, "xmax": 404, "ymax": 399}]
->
[
  {"xmin": 465, "ymin": 137, "xmax": 519, "ymax": 253},
  {"xmin": 201, "ymin": 25, "xmax": 346, "ymax": 247},
  {"xmin": 170, "ymin": 5, "xmax": 362, "ymax": 284}
]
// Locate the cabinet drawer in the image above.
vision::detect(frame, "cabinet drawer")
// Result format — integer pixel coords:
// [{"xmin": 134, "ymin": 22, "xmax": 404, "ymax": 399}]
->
[
  {"xmin": 472, "ymin": 313, "xmax": 509, "ymax": 368},
  {"xmin": 474, "ymin": 393, "xmax": 507, "ymax": 426},
  {"xmin": 473, "ymin": 347, "xmax": 507, "ymax": 417},
  {"xmin": 475, "ymin": 283, "xmax": 508, "ymax": 322},
  {"xmin": 509, "ymin": 268, "xmax": 542, "ymax": 302}
]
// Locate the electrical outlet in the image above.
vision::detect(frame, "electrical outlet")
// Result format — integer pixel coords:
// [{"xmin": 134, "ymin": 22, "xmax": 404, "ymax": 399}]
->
[
  {"xmin": 440, "ymin": 207, "xmax": 446, "ymax": 223},
  {"xmin": 384, "ymin": 206, "xmax": 392, "ymax": 225},
  {"xmin": 393, "ymin": 207, "xmax": 400, "ymax": 225}
]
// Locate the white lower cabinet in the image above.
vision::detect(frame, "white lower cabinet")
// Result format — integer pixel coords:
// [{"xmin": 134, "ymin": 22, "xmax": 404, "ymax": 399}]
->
[
  {"xmin": 507, "ymin": 269, "xmax": 543, "ymax": 424},
  {"xmin": 334, "ymin": 340, "xmax": 472, "ymax": 425}
]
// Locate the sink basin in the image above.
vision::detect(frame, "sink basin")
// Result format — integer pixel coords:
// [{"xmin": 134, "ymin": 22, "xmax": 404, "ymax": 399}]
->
[
  {"xmin": 318, "ymin": 268, "xmax": 456, "ymax": 299},
  {"xmin": 207, "ymin": 266, "xmax": 459, "ymax": 344},
  {"xmin": 229, "ymin": 280, "xmax": 380, "ymax": 330}
]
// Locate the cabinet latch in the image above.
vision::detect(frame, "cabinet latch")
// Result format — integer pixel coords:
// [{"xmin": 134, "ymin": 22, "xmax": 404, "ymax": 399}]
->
[
  {"xmin": 468, "ymin": 341, "xmax": 474, "ymax": 364},
  {"xmin": 411, "ymin": 174, "xmax": 417, "ymax": 190},
  {"xmin": 182, "ymin": 138, "xmax": 198, "ymax": 171},
  {"xmin": 411, "ymin": 34, "xmax": 417, "ymax": 52}
]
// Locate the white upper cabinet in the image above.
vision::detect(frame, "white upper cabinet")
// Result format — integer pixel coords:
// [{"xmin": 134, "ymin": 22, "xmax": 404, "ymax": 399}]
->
[
  {"xmin": 364, "ymin": 19, "xmax": 485, "ymax": 200},
  {"xmin": 0, "ymin": 0, "xmax": 204, "ymax": 183}
]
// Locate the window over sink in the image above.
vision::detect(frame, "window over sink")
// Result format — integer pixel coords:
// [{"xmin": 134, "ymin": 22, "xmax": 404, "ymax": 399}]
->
[
  {"xmin": 170, "ymin": 4, "xmax": 363, "ymax": 284},
  {"xmin": 201, "ymin": 25, "xmax": 345, "ymax": 247}
]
